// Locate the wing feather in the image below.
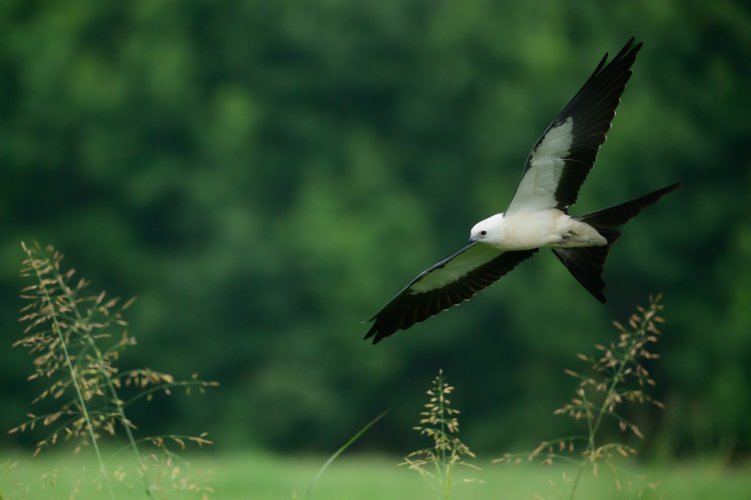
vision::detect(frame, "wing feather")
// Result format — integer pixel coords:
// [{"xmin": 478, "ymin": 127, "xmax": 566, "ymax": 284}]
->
[
  {"xmin": 507, "ymin": 38, "xmax": 642, "ymax": 214},
  {"xmin": 364, "ymin": 244, "xmax": 537, "ymax": 343}
]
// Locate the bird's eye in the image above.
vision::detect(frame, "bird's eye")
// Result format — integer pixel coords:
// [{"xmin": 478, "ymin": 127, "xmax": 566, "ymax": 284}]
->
[{"xmin": 480, "ymin": 230, "xmax": 487, "ymax": 236}]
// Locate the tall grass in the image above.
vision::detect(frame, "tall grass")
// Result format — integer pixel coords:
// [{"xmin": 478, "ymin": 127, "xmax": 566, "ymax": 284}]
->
[
  {"xmin": 7, "ymin": 243, "xmax": 669, "ymax": 499},
  {"xmin": 403, "ymin": 369, "xmax": 479, "ymax": 499},
  {"xmin": 495, "ymin": 295, "xmax": 666, "ymax": 498},
  {"xmin": 304, "ymin": 410, "xmax": 388, "ymax": 500},
  {"xmin": 10, "ymin": 242, "xmax": 217, "ymax": 498}
]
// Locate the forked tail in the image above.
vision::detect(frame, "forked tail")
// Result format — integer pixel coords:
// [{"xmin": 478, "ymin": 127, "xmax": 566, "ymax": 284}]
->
[{"xmin": 553, "ymin": 183, "xmax": 680, "ymax": 302}]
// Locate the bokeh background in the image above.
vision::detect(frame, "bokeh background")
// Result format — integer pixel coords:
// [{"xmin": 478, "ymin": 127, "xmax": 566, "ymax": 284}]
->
[{"xmin": 1, "ymin": 0, "xmax": 750, "ymax": 465}]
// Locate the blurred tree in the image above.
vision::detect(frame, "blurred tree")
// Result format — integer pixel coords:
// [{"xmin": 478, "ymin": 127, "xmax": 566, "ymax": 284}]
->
[{"xmin": 1, "ymin": 0, "xmax": 749, "ymax": 456}]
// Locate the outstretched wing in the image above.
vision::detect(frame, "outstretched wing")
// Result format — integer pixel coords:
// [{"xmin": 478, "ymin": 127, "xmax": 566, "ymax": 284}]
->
[
  {"xmin": 364, "ymin": 244, "xmax": 537, "ymax": 344},
  {"xmin": 507, "ymin": 38, "xmax": 642, "ymax": 215}
]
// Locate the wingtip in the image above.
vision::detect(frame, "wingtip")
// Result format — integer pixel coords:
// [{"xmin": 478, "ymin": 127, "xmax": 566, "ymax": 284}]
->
[
  {"xmin": 365, "ymin": 329, "xmax": 386, "ymax": 345},
  {"xmin": 363, "ymin": 321, "xmax": 387, "ymax": 344},
  {"xmin": 621, "ymin": 37, "xmax": 642, "ymax": 57},
  {"xmin": 363, "ymin": 325, "xmax": 375, "ymax": 341},
  {"xmin": 654, "ymin": 182, "xmax": 681, "ymax": 198},
  {"xmin": 609, "ymin": 37, "xmax": 642, "ymax": 65}
]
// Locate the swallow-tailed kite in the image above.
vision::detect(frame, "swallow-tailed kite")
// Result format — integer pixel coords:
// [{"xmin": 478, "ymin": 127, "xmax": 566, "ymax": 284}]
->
[{"xmin": 364, "ymin": 38, "xmax": 679, "ymax": 344}]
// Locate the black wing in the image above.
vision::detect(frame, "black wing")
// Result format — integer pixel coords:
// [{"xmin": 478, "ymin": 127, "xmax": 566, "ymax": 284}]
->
[
  {"xmin": 364, "ymin": 243, "xmax": 537, "ymax": 344},
  {"xmin": 507, "ymin": 38, "xmax": 642, "ymax": 214}
]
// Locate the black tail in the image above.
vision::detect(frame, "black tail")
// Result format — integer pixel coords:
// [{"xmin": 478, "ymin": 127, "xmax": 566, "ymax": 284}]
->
[{"xmin": 553, "ymin": 183, "xmax": 680, "ymax": 303}]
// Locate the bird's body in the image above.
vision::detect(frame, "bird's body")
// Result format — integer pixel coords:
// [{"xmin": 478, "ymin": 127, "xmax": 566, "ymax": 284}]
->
[
  {"xmin": 364, "ymin": 38, "xmax": 679, "ymax": 344},
  {"xmin": 471, "ymin": 210, "xmax": 607, "ymax": 251}
]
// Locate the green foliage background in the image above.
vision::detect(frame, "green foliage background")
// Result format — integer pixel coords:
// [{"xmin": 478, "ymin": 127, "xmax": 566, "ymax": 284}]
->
[{"xmin": 1, "ymin": 0, "xmax": 749, "ymax": 457}]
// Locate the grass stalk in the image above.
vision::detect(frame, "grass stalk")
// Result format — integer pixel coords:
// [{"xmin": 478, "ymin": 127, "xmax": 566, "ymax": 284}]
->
[
  {"xmin": 55, "ymin": 265, "xmax": 153, "ymax": 496},
  {"xmin": 13, "ymin": 242, "xmax": 216, "ymax": 497},
  {"xmin": 25, "ymin": 244, "xmax": 116, "ymax": 500},
  {"xmin": 404, "ymin": 369, "xmax": 478, "ymax": 499},
  {"xmin": 497, "ymin": 296, "xmax": 665, "ymax": 499},
  {"xmin": 89, "ymin": 336, "xmax": 153, "ymax": 497},
  {"xmin": 305, "ymin": 410, "xmax": 388, "ymax": 500},
  {"xmin": 568, "ymin": 303, "xmax": 654, "ymax": 500}
]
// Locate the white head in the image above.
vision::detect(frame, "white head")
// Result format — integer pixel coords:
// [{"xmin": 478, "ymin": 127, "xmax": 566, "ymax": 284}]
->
[{"xmin": 469, "ymin": 213, "xmax": 505, "ymax": 244}]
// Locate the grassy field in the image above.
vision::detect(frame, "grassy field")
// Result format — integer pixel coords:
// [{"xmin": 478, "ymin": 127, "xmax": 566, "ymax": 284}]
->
[{"xmin": 2, "ymin": 451, "xmax": 751, "ymax": 499}]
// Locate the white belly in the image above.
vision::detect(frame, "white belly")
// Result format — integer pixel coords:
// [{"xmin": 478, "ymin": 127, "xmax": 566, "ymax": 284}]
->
[{"xmin": 493, "ymin": 209, "xmax": 607, "ymax": 250}]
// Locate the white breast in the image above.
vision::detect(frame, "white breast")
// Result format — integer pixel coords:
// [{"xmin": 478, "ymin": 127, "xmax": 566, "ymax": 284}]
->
[{"xmin": 502, "ymin": 210, "xmax": 564, "ymax": 250}]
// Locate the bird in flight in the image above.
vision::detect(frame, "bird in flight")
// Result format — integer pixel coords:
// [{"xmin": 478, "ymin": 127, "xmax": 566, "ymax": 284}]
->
[{"xmin": 364, "ymin": 38, "xmax": 679, "ymax": 344}]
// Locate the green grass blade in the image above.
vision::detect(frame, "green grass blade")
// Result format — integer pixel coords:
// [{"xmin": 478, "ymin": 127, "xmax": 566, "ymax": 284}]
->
[{"xmin": 305, "ymin": 410, "xmax": 388, "ymax": 500}]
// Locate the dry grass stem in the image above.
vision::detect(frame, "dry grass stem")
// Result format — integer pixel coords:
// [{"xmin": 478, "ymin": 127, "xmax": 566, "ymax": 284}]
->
[
  {"xmin": 402, "ymin": 369, "xmax": 480, "ymax": 500},
  {"xmin": 494, "ymin": 295, "xmax": 666, "ymax": 499},
  {"xmin": 11, "ymin": 242, "xmax": 218, "ymax": 498}
]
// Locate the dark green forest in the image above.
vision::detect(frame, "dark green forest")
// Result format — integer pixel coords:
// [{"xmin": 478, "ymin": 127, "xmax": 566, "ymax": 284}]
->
[{"xmin": 1, "ymin": 0, "xmax": 750, "ymax": 459}]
